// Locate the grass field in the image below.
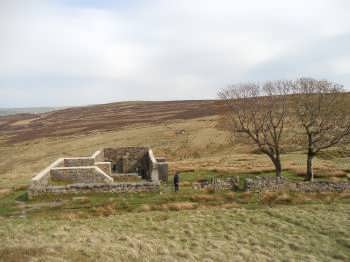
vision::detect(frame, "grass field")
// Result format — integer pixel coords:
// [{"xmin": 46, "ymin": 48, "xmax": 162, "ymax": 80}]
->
[
  {"xmin": 1, "ymin": 102, "xmax": 350, "ymax": 261},
  {"xmin": 0, "ymin": 170, "xmax": 350, "ymax": 261},
  {"xmin": 0, "ymin": 202, "xmax": 349, "ymax": 261}
]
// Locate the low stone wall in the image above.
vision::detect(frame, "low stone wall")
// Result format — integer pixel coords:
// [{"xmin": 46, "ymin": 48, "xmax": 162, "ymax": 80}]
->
[
  {"xmin": 92, "ymin": 150, "xmax": 104, "ymax": 162},
  {"xmin": 64, "ymin": 157, "xmax": 94, "ymax": 167},
  {"xmin": 95, "ymin": 162, "xmax": 112, "ymax": 176},
  {"xmin": 31, "ymin": 158, "xmax": 64, "ymax": 188},
  {"xmin": 110, "ymin": 173, "xmax": 139, "ymax": 179},
  {"xmin": 244, "ymin": 177, "xmax": 288, "ymax": 192},
  {"xmin": 50, "ymin": 166, "xmax": 113, "ymax": 184},
  {"xmin": 293, "ymin": 181, "xmax": 350, "ymax": 192},
  {"xmin": 244, "ymin": 176, "xmax": 350, "ymax": 193},
  {"xmin": 28, "ymin": 182, "xmax": 160, "ymax": 198},
  {"xmin": 192, "ymin": 178, "xmax": 236, "ymax": 191}
]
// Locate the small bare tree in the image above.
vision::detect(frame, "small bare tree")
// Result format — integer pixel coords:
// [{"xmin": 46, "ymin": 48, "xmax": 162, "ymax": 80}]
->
[
  {"xmin": 219, "ymin": 81, "xmax": 291, "ymax": 178},
  {"xmin": 291, "ymin": 78, "xmax": 350, "ymax": 181}
]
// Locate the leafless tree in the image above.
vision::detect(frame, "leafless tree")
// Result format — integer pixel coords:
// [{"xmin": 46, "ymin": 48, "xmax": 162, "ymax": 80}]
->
[
  {"xmin": 219, "ymin": 81, "xmax": 291, "ymax": 178},
  {"xmin": 291, "ymin": 78, "xmax": 350, "ymax": 181}
]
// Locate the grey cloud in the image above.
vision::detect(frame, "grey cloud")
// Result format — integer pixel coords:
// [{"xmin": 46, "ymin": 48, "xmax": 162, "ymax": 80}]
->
[
  {"xmin": 0, "ymin": 0, "xmax": 349, "ymax": 107},
  {"xmin": 243, "ymin": 33, "xmax": 350, "ymax": 83}
]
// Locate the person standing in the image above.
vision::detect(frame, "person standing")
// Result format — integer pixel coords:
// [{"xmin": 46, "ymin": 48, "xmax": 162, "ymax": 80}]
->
[{"xmin": 174, "ymin": 172, "xmax": 180, "ymax": 192}]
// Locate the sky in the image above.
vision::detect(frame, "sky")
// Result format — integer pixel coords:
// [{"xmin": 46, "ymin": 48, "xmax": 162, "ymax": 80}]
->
[{"xmin": 0, "ymin": 0, "xmax": 349, "ymax": 107}]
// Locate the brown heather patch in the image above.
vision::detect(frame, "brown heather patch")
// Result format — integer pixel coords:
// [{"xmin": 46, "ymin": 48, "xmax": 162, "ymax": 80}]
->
[
  {"xmin": 338, "ymin": 192, "xmax": 350, "ymax": 199},
  {"xmin": 225, "ymin": 192, "xmax": 236, "ymax": 200},
  {"xmin": 240, "ymin": 192, "xmax": 253, "ymax": 200},
  {"xmin": 0, "ymin": 188, "xmax": 11, "ymax": 197},
  {"xmin": 92, "ymin": 202, "xmax": 117, "ymax": 217},
  {"xmin": 166, "ymin": 202, "xmax": 198, "ymax": 211},
  {"xmin": 190, "ymin": 194, "xmax": 222, "ymax": 202},
  {"xmin": 139, "ymin": 204, "xmax": 152, "ymax": 212},
  {"xmin": 60, "ymin": 211, "xmax": 89, "ymax": 220},
  {"xmin": 204, "ymin": 187, "xmax": 216, "ymax": 194},
  {"xmin": 259, "ymin": 192, "xmax": 279, "ymax": 205},
  {"xmin": 259, "ymin": 191, "xmax": 294, "ymax": 205},
  {"xmin": 290, "ymin": 166, "xmax": 347, "ymax": 178},
  {"xmin": 150, "ymin": 202, "xmax": 198, "ymax": 211},
  {"xmin": 275, "ymin": 192, "xmax": 293, "ymax": 204},
  {"xmin": 219, "ymin": 203, "xmax": 240, "ymax": 209}
]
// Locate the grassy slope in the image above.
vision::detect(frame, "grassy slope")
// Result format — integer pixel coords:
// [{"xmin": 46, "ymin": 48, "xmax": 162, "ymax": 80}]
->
[
  {"xmin": 0, "ymin": 116, "xmax": 348, "ymax": 190},
  {"xmin": 0, "ymin": 101, "xmax": 350, "ymax": 261}
]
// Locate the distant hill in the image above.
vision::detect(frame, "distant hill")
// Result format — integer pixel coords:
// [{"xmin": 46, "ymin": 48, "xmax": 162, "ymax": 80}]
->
[
  {"xmin": 0, "ymin": 107, "xmax": 66, "ymax": 116},
  {"xmin": 0, "ymin": 100, "xmax": 225, "ymax": 143}
]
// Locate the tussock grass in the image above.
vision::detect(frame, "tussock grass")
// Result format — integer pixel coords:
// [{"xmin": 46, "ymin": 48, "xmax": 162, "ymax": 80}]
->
[{"xmin": 0, "ymin": 204, "xmax": 349, "ymax": 261}]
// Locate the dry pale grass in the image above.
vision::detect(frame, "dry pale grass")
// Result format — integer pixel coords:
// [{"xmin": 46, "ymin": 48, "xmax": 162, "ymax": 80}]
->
[
  {"xmin": 9, "ymin": 117, "xmax": 39, "ymax": 126},
  {"xmin": 258, "ymin": 191, "xmax": 350, "ymax": 206},
  {"xmin": 0, "ymin": 204, "xmax": 349, "ymax": 261}
]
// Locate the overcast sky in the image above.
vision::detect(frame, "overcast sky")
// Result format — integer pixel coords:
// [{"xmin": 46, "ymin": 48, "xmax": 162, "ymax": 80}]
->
[{"xmin": 1, "ymin": 0, "xmax": 349, "ymax": 107}]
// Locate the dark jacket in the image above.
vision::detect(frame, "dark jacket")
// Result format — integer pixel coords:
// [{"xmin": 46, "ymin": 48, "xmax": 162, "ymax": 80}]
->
[{"xmin": 174, "ymin": 174, "xmax": 179, "ymax": 184}]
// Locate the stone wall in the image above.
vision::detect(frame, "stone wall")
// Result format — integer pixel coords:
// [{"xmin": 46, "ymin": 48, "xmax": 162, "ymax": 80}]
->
[
  {"xmin": 30, "ymin": 158, "xmax": 64, "ymax": 188},
  {"xmin": 50, "ymin": 166, "xmax": 113, "ymax": 184},
  {"xmin": 158, "ymin": 162, "xmax": 168, "ymax": 182},
  {"xmin": 64, "ymin": 157, "xmax": 94, "ymax": 167},
  {"xmin": 192, "ymin": 178, "xmax": 235, "ymax": 191},
  {"xmin": 103, "ymin": 147, "xmax": 149, "ymax": 173},
  {"xmin": 95, "ymin": 162, "xmax": 112, "ymax": 176},
  {"xmin": 29, "ymin": 147, "xmax": 167, "ymax": 198},
  {"xmin": 148, "ymin": 149, "xmax": 158, "ymax": 182},
  {"xmin": 91, "ymin": 150, "xmax": 104, "ymax": 162},
  {"xmin": 244, "ymin": 176, "xmax": 350, "ymax": 193},
  {"xmin": 28, "ymin": 181, "xmax": 160, "ymax": 198}
]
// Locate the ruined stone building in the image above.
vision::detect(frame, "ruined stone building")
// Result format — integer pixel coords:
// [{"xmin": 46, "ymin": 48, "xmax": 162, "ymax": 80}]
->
[{"xmin": 28, "ymin": 147, "xmax": 168, "ymax": 198}]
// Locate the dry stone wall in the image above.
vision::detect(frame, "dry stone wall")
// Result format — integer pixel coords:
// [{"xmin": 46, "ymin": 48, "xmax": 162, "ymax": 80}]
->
[
  {"xmin": 31, "ymin": 158, "xmax": 64, "ymax": 188},
  {"xmin": 64, "ymin": 157, "xmax": 94, "ymax": 167},
  {"xmin": 29, "ymin": 147, "xmax": 168, "ymax": 198},
  {"xmin": 50, "ymin": 166, "xmax": 113, "ymax": 184},
  {"xmin": 92, "ymin": 150, "xmax": 104, "ymax": 162},
  {"xmin": 28, "ymin": 182, "xmax": 160, "ymax": 198},
  {"xmin": 244, "ymin": 176, "xmax": 350, "ymax": 193},
  {"xmin": 192, "ymin": 178, "xmax": 235, "ymax": 190},
  {"xmin": 95, "ymin": 162, "xmax": 112, "ymax": 176}
]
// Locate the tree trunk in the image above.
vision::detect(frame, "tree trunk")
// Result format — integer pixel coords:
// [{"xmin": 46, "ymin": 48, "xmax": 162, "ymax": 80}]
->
[
  {"xmin": 269, "ymin": 153, "xmax": 282, "ymax": 178},
  {"xmin": 306, "ymin": 152, "xmax": 314, "ymax": 182},
  {"xmin": 274, "ymin": 159, "xmax": 282, "ymax": 178}
]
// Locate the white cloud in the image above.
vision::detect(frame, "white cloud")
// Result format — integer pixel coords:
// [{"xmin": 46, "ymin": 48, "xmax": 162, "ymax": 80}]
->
[{"xmin": 0, "ymin": 0, "xmax": 349, "ymax": 107}]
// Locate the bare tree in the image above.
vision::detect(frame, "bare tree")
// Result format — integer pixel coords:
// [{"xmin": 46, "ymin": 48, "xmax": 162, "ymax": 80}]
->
[
  {"xmin": 291, "ymin": 78, "xmax": 350, "ymax": 181},
  {"xmin": 219, "ymin": 81, "xmax": 291, "ymax": 178}
]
